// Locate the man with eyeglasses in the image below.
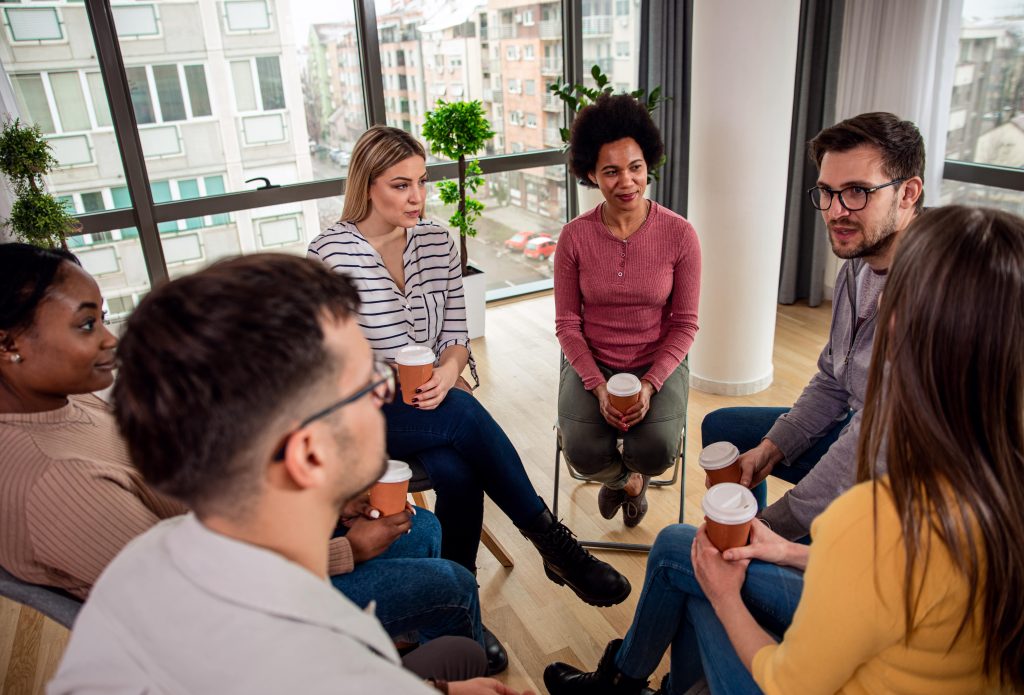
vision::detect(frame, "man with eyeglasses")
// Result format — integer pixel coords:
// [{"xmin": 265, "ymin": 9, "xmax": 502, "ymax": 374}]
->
[
  {"xmin": 701, "ymin": 112, "xmax": 925, "ymax": 540},
  {"xmin": 50, "ymin": 255, "xmax": 531, "ymax": 695}
]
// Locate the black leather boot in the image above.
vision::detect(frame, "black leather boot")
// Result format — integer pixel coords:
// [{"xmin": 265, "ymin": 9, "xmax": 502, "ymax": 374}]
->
[
  {"xmin": 520, "ymin": 507, "xmax": 631, "ymax": 607},
  {"xmin": 544, "ymin": 639, "xmax": 650, "ymax": 695},
  {"xmin": 482, "ymin": 625, "xmax": 508, "ymax": 675}
]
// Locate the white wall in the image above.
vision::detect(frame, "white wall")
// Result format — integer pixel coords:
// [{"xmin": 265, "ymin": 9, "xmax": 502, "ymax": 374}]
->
[{"xmin": 686, "ymin": 0, "xmax": 801, "ymax": 396}]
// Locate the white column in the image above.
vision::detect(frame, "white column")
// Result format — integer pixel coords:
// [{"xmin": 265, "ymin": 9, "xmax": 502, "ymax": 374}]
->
[{"xmin": 686, "ymin": 0, "xmax": 801, "ymax": 396}]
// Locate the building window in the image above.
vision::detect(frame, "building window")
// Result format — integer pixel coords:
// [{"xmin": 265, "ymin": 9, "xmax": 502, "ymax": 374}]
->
[
  {"xmin": 224, "ymin": 0, "xmax": 271, "ymax": 32},
  {"xmin": 4, "ymin": 7, "xmax": 63, "ymax": 42},
  {"xmin": 506, "ymin": 45, "xmax": 520, "ymax": 60},
  {"xmin": 616, "ymin": 42, "xmax": 630, "ymax": 58},
  {"xmin": 524, "ymin": 44, "xmax": 535, "ymax": 60},
  {"xmin": 521, "ymin": 9, "xmax": 535, "ymax": 26},
  {"xmin": 526, "ymin": 113, "xmax": 538, "ymax": 128},
  {"xmin": 112, "ymin": 5, "xmax": 160, "ymax": 38},
  {"xmin": 616, "ymin": 0, "xmax": 629, "ymax": 16},
  {"xmin": 508, "ymin": 78, "xmax": 521, "ymax": 94},
  {"xmin": 10, "ymin": 70, "xmax": 123, "ymax": 134},
  {"xmin": 231, "ymin": 56, "xmax": 285, "ymax": 112},
  {"xmin": 125, "ymin": 64, "xmax": 212, "ymax": 124},
  {"xmin": 525, "ymin": 79, "xmax": 536, "ymax": 96}
]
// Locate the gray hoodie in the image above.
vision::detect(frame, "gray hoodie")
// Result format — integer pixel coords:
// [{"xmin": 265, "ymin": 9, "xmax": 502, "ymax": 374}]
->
[{"xmin": 761, "ymin": 259, "xmax": 884, "ymax": 539}]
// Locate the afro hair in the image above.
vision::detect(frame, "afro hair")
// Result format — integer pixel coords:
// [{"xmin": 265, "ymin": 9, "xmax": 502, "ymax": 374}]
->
[{"xmin": 568, "ymin": 93, "xmax": 664, "ymax": 188}]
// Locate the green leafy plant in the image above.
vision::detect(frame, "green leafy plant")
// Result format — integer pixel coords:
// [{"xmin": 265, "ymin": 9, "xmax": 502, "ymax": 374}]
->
[
  {"xmin": 421, "ymin": 99, "xmax": 495, "ymax": 276},
  {"xmin": 549, "ymin": 65, "xmax": 670, "ymax": 182},
  {"xmin": 0, "ymin": 118, "xmax": 78, "ymax": 249}
]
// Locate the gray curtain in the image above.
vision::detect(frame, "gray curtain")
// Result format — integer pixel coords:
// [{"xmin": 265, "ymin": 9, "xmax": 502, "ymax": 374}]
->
[
  {"xmin": 641, "ymin": 0, "xmax": 692, "ymax": 216},
  {"xmin": 778, "ymin": 0, "xmax": 844, "ymax": 306}
]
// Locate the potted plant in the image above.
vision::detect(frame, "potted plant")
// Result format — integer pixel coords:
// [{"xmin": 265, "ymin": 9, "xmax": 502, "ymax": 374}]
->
[
  {"xmin": 0, "ymin": 118, "xmax": 79, "ymax": 249},
  {"xmin": 421, "ymin": 99, "xmax": 495, "ymax": 339},
  {"xmin": 549, "ymin": 66, "xmax": 669, "ymax": 209}
]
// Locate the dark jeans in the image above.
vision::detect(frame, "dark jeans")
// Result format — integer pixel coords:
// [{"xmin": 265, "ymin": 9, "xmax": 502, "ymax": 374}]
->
[
  {"xmin": 701, "ymin": 407, "xmax": 854, "ymax": 508},
  {"xmin": 616, "ymin": 525, "xmax": 804, "ymax": 694},
  {"xmin": 331, "ymin": 508, "xmax": 484, "ymax": 647},
  {"xmin": 383, "ymin": 386, "xmax": 546, "ymax": 573}
]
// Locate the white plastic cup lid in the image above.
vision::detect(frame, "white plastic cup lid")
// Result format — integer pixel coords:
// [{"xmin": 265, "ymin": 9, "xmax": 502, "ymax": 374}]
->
[
  {"xmin": 396, "ymin": 345, "xmax": 435, "ymax": 366},
  {"xmin": 699, "ymin": 441, "xmax": 740, "ymax": 471},
  {"xmin": 702, "ymin": 483, "xmax": 757, "ymax": 524},
  {"xmin": 377, "ymin": 459, "xmax": 413, "ymax": 484},
  {"xmin": 606, "ymin": 373, "xmax": 641, "ymax": 397}
]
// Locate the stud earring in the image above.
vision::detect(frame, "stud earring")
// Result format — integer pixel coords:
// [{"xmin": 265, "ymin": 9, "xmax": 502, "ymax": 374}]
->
[{"xmin": 11, "ymin": 354, "xmax": 22, "ymax": 363}]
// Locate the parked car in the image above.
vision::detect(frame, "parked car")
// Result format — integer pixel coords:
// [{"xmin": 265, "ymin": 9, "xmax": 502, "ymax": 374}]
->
[
  {"xmin": 329, "ymin": 148, "xmax": 351, "ymax": 166},
  {"xmin": 504, "ymin": 231, "xmax": 548, "ymax": 252},
  {"xmin": 524, "ymin": 237, "xmax": 557, "ymax": 260}
]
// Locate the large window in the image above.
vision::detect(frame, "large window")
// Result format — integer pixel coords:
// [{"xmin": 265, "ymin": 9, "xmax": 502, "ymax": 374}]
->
[
  {"xmin": 1, "ymin": 0, "xmax": 627, "ymax": 308},
  {"xmin": 941, "ymin": 1, "xmax": 1024, "ymax": 209}
]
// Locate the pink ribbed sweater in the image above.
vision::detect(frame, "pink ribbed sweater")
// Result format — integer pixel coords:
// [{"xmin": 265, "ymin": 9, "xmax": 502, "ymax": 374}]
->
[{"xmin": 554, "ymin": 202, "xmax": 701, "ymax": 391}]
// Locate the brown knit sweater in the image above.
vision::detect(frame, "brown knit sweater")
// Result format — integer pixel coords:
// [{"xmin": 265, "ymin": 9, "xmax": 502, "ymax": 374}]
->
[{"xmin": 0, "ymin": 394, "xmax": 355, "ymax": 600}]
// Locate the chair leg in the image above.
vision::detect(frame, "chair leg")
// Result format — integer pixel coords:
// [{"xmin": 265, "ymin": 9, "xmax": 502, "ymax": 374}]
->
[
  {"xmin": 481, "ymin": 527, "xmax": 514, "ymax": 568},
  {"xmin": 410, "ymin": 490, "xmax": 514, "ymax": 568}
]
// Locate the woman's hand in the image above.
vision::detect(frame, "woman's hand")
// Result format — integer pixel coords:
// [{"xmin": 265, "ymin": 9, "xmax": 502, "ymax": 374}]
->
[
  {"xmin": 722, "ymin": 520, "xmax": 809, "ymax": 570},
  {"xmin": 592, "ymin": 383, "xmax": 626, "ymax": 431},
  {"xmin": 692, "ymin": 524, "xmax": 749, "ymax": 608},
  {"xmin": 413, "ymin": 361, "xmax": 460, "ymax": 410},
  {"xmin": 620, "ymin": 380, "xmax": 655, "ymax": 430}
]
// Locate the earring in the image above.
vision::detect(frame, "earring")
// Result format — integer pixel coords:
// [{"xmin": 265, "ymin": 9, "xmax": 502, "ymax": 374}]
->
[{"xmin": 11, "ymin": 354, "xmax": 21, "ymax": 363}]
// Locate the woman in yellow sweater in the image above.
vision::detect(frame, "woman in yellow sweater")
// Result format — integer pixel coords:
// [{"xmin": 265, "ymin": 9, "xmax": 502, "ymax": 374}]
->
[{"xmin": 547, "ymin": 205, "xmax": 1024, "ymax": 694}]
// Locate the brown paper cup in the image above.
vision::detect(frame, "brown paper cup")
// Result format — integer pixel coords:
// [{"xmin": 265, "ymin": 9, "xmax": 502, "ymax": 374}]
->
[
  {"xmin": 398, "ymin": 363, "xmax": 433, "ymax": 405},
  {"xmin": 705, "ymin": 462, "xmax": 742, "ymax": 485},
  {"xmin": 369, "ymin": 480, "xmax": 410, "ymax": 516},
  {"xmin": 608, "ymin": 392, "xmax": 640, "ymax": 413},
  {"xmin": 705, "ymin": 517, "xmax": 752, "ymax": 552}
]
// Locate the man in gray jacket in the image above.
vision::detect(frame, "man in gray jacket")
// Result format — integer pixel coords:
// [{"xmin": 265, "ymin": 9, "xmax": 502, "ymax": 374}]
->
[{"xmin": 701, "ymin": 112, "xmax": 925, "ymax": 540}]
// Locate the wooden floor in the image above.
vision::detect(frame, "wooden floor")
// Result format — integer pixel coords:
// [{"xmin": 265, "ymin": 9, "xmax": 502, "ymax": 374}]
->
[{"xmin": 0, "ymin": 292, "xmax": 831, "ymax": 695}]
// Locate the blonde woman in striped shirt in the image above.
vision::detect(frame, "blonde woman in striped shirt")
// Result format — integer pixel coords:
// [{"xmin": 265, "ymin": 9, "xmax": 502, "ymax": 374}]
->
[{"xmin": 308, "ymin": 128, "xmax": 632, "ymax": 654}]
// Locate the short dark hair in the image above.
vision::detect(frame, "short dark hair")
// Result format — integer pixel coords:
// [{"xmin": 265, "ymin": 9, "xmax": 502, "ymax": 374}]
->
[
  {"xmin": 112, "ymin": 254, "xmax": 360, "ymax": 514},
  {"xmin": 569, "ymin": 94, "xmax": 664, "ymax": 188},
  {"xmin": 809, "ymin": 112, "xmax": 926, "ymax": 211},
  {"xmin": 0, "ymin": 243, "xmax": 80, "ymax": 342}
]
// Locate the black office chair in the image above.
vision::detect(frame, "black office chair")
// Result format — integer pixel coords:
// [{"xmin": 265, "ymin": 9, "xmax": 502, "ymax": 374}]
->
[{"xmin": 0, "ymin": 564, "xmax": 82, "ymax": 629}]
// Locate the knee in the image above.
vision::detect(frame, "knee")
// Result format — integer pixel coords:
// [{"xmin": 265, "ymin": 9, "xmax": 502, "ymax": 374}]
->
[
  {"xmin": 701, "ymin": 407, "xmax": 741, "ymax": 444},
  {"xmin": 624, "ymin": 433, "xmax": 678, "ymax": 475},
  {"xmin": 411, "ymin": 508, "xmax": 443, "ymax": 556},
  {"xmin": 560, "ymin": 428, "xmax": 616, "ymax": 475},
  {"xmin": 650, "ymin": 524, "xmax": 697, "ymax": 567},
  {"xmin": 420, "ymin": 560, "xmax": 480, "ymax": 604}
]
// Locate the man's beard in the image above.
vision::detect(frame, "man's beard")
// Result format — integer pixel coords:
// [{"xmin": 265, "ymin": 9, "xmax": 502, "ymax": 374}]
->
[{"xmin": 830, "ymin": 195, "xmax": 900, "ymax": 260}]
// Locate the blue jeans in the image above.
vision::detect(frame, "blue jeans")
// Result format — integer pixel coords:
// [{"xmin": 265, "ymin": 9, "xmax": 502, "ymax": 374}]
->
[
  {"xmin": 383, "ymin": 387, "xmax": 546, "ymax": 573},
  {"xmin": 331, "ymin": 508, "xmax": 484, "ymax": 647},
  {"xmin": 701, "ymin": 407, "xmax": 854, "ymax": 508},
  {"xmin": 616, "ymin": 525, "xmax": 804, "ymax": 694}
]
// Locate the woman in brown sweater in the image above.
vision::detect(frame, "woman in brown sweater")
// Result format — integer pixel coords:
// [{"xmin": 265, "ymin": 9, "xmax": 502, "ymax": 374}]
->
[{"xmin": 0, "ymin": 244, "xmax": 498, "ymax": 675}]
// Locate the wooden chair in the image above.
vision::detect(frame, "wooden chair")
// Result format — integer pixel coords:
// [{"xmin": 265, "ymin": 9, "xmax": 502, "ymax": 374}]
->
[{"xmin": 406, "ymin": 458, "xmax": 514, "ymax": 568}]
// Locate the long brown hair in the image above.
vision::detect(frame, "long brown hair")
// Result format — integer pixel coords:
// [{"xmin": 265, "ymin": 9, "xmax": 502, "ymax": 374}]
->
[
  {"xmin": 340, "ymin": 125, "xmax": 425, "ymax": 223},
  {"xmin": 858, "ymin": 205, "xmax": 1024, "ymax": 688}
]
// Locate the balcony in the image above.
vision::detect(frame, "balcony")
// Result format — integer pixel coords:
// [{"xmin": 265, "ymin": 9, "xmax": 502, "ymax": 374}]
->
[
  {"xmin": 483, "ymin": 88, "xmax": 502, "ymax": 103},
  {"xmin": 499, "ymin": 24, "xmax": 516, "ymax": 39},
  {"xmin": 582, "ymin": 15, "xmax": 612, "ymax": 35},
  {"xmin": 541, "ymin": 58, "xmax": 563, "ymax": 76},
  {"xmin": 542, "ymin": 94, "xmax": 561, "ymax": 111},
  {"xmin": 540, "ymin": 19, "xmax": 561, "ymax": 39},
  {"xmin": 543, "ymin": 127, "xmax": 563, "ymax": 147},
  {"xmin": 544, "ymin": 164, "xmax": 565, "ymax": 181}
]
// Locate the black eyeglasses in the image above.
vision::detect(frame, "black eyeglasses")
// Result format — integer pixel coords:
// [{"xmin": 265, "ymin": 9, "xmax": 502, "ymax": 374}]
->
[
  {"xmin": 807, "ymin": 178, "xmax": 905, "ymax": 212},
  {"xmin": 273, "ymin": 360, "xmax": 396, "ymax": 461}
]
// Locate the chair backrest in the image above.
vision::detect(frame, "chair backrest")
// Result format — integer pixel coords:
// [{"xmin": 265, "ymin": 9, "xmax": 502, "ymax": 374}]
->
[
  {"xmin": 405, "ymin": 457, "xmax": 433, "ymax": 494},
  {"xmin": 0, "ymin": 565, "xmax": 82, "ymax": 628}
]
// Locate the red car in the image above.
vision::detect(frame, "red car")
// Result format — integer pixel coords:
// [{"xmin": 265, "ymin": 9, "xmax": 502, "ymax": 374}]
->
[
  {"xmin": 524, "ymin": 237, "xmax": 557, "ymax": 260},
  {"xmin": 504, "ymin": 231, "xmax": 547, "ymax": 251}
]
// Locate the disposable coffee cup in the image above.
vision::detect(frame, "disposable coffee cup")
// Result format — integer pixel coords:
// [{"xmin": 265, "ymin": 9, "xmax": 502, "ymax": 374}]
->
[
  {"xmin": 702, "ymin": 483, "xmax": 757, "ymax": 552},
  {"xmin": 699, "ymin": 441, "xmax": 742, "ymax": 485},
  {"xmin": 396, "ymin": 345, "xmax": 435, "ymax": 405},
  {"xmin": 607, "ymin": 373, "xmax": 641, "ymax": 413},
  {"xmin": 369, "ymin": 459, "xmax": 413, "ymax": 516}
]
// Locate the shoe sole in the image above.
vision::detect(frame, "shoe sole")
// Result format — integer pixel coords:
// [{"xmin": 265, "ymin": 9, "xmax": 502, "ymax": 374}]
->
[{"xmin": 544, "ymin": 565, "xmax": 632, "ymax": 607}]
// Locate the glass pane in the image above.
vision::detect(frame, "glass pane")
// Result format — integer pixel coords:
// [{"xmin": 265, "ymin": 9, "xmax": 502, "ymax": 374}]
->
[
  {"xmin": 426, "ymin": 167, "xmax": 567, "ymax": 293},
  {"xmin": 203, "ymin": 175, "xmax": 231, "ymax": 226},
  {"xmin": 153, "ymin": 64, "xmax": 186, "ymax": 122},
  {"xmin": 256, "ymin": 56, "xmax": 285, "ymax": 110},
  {"xmin": 150, "ymin": 181, "xmax": 181, "ymax": 234},
  {"xmin": 50, "ymin": 72, "xmax": 91, "ymax": 132},
  {"xmin": 376, "ymin": 1, "xmax": 564, "ymax": 158},
  {"xmin": 582, "ymin": 0, "xmax": 639, "ymax": 91},
  {"xmin": 126, "ymin": 66, "xmax": 156, "ymax": 124},
  {"xmin": 946, "ymin": 4, "xmax": 1024, "ymax": 165},
  {"xmin": 231, "ymin": 60, "xmax": 258, "ymax": 112},
  {"xmin": 80, "ymin": 191, "xmax": 105, "ymax": 213},
  {"xmin": 86, "ymin": 72, "xmax": 112, "ymax": 127},
  {"xmin": 10, "ymin": 74, "xmax": 55, "ymax": 133},
  {"xmin": 184, "ymin": 65, "xmax": 212, "ymax": 117},
  {"xmin": 940, "ymin": 178, "xmax": 1024, "ymax": 215},
  {"xmin": 177, "ymin": 178, "xmax": 203, "ymax": 230}
]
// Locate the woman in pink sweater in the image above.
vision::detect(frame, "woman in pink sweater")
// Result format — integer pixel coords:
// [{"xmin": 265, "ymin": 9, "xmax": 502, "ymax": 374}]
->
[{"xmin": 555, "ymin": 94, "xmax": 701, "ymax": 527}]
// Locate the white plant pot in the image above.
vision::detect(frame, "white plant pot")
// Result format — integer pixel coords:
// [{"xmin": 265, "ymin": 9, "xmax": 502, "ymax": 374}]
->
[{"xmin": 463, "ymin": 263, "xmax": 486, "ymax": 340}]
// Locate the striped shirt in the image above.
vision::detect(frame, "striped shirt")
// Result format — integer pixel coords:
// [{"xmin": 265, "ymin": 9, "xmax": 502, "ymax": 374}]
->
[
  {"xmin": 308, "ymin": 221, "xmax": 476, "ymax": 379},
  {"xmin": 0, "ymin": 395, "xmax": 357, "ymax": 599}
]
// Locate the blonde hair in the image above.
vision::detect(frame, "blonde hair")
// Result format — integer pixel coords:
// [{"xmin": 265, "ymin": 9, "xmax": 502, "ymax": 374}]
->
[{"xmin": 341, "ymin": 126, "xmax": 426, "ymax": 223}]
